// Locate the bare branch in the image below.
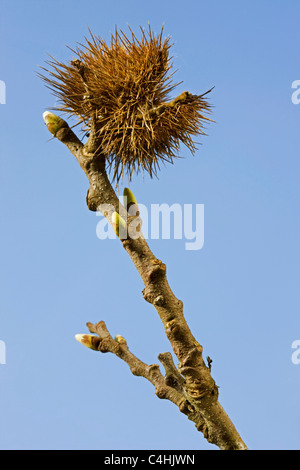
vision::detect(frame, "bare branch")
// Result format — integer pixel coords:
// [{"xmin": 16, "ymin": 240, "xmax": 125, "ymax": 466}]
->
[
  {"xmin": 43, "ymin": 113, "xmax": 247, "ymax": 449},
  {"xmin": 86, "ymin": 321, "xmax": 207, "ymax": 437}
]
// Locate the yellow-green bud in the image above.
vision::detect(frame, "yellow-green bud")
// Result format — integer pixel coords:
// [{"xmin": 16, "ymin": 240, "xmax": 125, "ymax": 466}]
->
[
  {"xmin": 114, "ymin": 335, "xmax": 127, "ymax": 345},
  {"xmin": 111, "ymin": 211, "xmax": 127, "ymax": 239},
  {"xmin": 123, "ymin": 188, "xmax": 139, "ymax": 215},
  {"xmin": 75, "ymin": 334, "xmax": 100, "ymax": 351},
  {"xmin": 43, "ymin": 111, "xmax": 68, "ymax": 136}
]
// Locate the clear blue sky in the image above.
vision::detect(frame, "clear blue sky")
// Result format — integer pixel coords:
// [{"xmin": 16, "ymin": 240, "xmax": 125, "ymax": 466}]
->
[{"xmin": 0, "ymin": 0, "xmax": 299, "ymax": 450}]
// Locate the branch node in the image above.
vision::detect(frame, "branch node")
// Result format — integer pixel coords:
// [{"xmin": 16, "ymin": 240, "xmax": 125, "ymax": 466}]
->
[
  {"xmin": 148, "ymin": 261, "xmax": 166, "ymax": 282},
  {"xmin": 155, "ymin": 386, "xmax": 168, "ymax": 399},
  {"xmin": 165, "ymin": 319, "xmax": 182, "ymax": 340},
  {"xmin": 142, "ymin": 288, "xmax": 152, "ymax": 304},
  {"xmin": 153, "ymin": 295, "xmax": 165, "ymax": 306},
  {"xmin": 98, "ymin": 338, "xmax": 111, "ymax": 353}
]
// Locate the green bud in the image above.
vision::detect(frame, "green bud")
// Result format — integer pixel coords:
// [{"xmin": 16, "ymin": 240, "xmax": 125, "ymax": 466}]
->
[
  {"xmin": 123, "ymin": 188, "xmax": 139, "ymax": 215},
  {"xmin": 114, "ymin": 335, "xmax": 127, "ymax": 345},
  {"xmin": 111, "ymin": 211, "xmax": 127, "ymax": 239},
  {"xmin": 43, "ymin": 111, "xmax": 68, "ymax": 136}
]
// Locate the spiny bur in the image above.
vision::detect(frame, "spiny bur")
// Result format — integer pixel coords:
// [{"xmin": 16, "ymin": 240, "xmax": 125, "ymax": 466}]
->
[{"xmin": 40, "ymin": 25, "xmax": 213, "ymax": 183}]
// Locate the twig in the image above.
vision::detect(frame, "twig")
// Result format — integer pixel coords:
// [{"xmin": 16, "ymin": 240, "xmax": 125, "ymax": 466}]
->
[{"xmin": 86, "ymin": 321, "xmax": 208, "ymax": 436}]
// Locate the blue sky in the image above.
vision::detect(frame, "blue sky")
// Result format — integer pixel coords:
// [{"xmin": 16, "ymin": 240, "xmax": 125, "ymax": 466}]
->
[{"xmin": 0, "ymin": 0, "xmax": 299, "ymax": 450}]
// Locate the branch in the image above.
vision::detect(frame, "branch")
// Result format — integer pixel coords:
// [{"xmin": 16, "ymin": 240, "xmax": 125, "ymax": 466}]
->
[
  {"xmin": 82, "ymin": 321, "xmax": 208, "ymax": 436},
  {"xmin": 158, "ymin": 352, "xmax": 185, "ymax": 393},
  {"xmin": 43, "ymin": 112, "xmax": 247, "ymax": 450},
  {"xmin": 148, "ymin": 90, "xmax": 214, "ymax": 118}
]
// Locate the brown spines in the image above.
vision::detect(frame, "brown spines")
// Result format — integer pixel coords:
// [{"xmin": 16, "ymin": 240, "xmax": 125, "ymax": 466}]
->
[{"xmin": 40, "ymin": 25, "xmax": 212, "ymax": 183}]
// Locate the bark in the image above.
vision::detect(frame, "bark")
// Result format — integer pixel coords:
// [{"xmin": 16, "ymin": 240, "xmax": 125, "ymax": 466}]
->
[{"xmin": 45, "ymin": 115, "xmax": 247, "ymax": 450}]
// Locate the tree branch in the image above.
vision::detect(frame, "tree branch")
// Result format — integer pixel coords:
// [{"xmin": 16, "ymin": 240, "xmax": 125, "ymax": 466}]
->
[
  {"xmin": 143, "ymin": 89, "xmax": 214, "ymax": 119},
  {"xmin": 86, "ymin": 321, "xmax": 208, "ymax": 437},
  {"xmin": 158, "ymin": 352, "xmax": 185, "ymax": 393},
  {"xmin": 43, "ymin": 112, "xmax": 247, "ymax": 450}
]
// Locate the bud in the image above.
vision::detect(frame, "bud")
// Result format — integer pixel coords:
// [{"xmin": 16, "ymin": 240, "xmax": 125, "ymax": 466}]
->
[
  {"xmin": 123, "ymin": 188, "xmax": 139, "ymax": 214},
  {"xmin": 42, "ymin": 111, "xmax": 68, "ymax": 136},
  {"xmin": 111, "ymin": 211, "xmax": 127, "ymax": 239},
  {"xmin": 114, "ymin": 335, "xmax": 127, "ymax": 345},
  {"xmin": 75, "ymin": 334, "xmax": 100, "ymax": 351}
]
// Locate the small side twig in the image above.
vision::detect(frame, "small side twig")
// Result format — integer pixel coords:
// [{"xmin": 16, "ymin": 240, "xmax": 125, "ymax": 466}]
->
[
  {"xmin": 86, "ymin": 321, "xmax": 207, "ymax": 436},
  {"xmin": 158, "ymin": 352, "xmax": 185, "ymax": 393}
]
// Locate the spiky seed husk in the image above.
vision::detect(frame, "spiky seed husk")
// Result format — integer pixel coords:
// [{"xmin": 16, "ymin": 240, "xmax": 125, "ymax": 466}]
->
[{"xmin": 39, "ymin": 25, "xmax": 212, "ymax": 182}]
